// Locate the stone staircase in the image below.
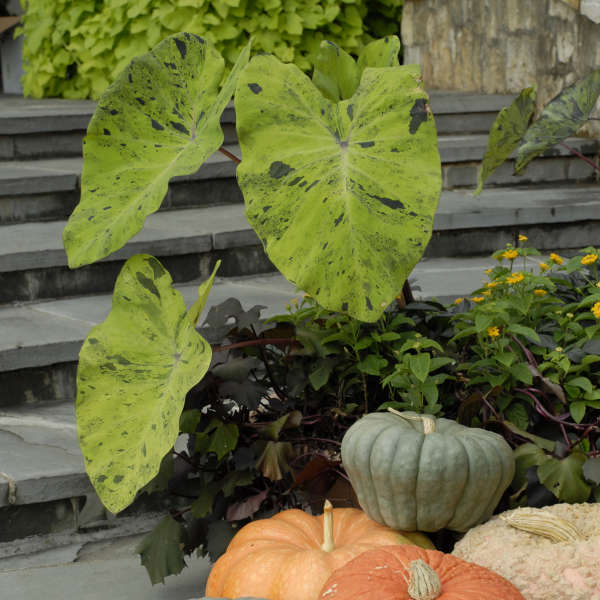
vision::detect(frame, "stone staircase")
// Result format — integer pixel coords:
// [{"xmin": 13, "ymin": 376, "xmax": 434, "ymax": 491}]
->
[{"xmin": 1, "ymin": 91, "xmax": 599, "ymax": 550}]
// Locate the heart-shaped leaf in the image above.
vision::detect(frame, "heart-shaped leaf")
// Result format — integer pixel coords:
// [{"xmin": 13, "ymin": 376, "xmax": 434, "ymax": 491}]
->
[
  {"xmin": 236, "ymin": 57, "xmax": 441, "ymax": 322},
  {"xmin": 312, "ymin": 40, "xmax": 360, "ymax": 102},
  {"xmin": 475, "ymin": 86, "xmax": 536, "ymax": 195},
  {"xmin": 515, "ymin": 69, "xmax": 600, "ymax": 173},
  {"xmin": 537, "ymin": 452, "xmax": 591, "ymax": 503},
  {"xmin": 76, "ymin": 254, "xmax": 215, "ymax": 513},
  {"xmin": 64, "ymin": 35, "xmax": 250, "ymax": 267},
  {"xmin": 357, "ymin": 35, "xmax": 401, "ymax": 71}
]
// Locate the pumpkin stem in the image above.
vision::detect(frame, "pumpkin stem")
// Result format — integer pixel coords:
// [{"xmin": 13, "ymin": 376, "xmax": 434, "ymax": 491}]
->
[
  {"xmin": 397, "ymin": 558, "xmax": 442, "ymax": 600},
  {"xmin": 500, "ymin": 508, "xmax": 584, "ymax": 543},
  {"xmin": 321, "ymin": 499, "xmax": 335, "ymax": 552},
  {"xmin": 387, "ymin": 408, "xmax": 436, "ymax": 434}
]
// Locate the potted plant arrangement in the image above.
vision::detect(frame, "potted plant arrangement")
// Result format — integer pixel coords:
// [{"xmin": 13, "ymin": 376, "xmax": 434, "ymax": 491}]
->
[{"xmin": 62, "ymin": 31, "xmax": 600, "ymax": 599}]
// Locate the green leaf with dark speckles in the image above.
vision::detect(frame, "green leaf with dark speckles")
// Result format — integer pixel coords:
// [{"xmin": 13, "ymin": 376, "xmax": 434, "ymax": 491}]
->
[
  {"xmin": 63, "ymin": 35, "xmax": 250, "ymax": 268},
  {"xmin": 76, "ymin": 254, "xmax": 214, "ymax": 513},
  {"xmin": 475, "ymin": 86, "xmax": 536, "ymax": 195},
  {"xmin": 515, "ymin": 70, "xmax": 600, "ymax": 173},
  {"xmin": 236, "ymin": 57, "xmax": 441, "ymax": 322}
]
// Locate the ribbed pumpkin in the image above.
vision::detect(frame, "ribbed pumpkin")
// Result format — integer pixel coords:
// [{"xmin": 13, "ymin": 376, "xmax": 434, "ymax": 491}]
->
[
  {"xmin": 205, "ymin": 501, "xmax": 434, "ymax": 600},
  {"xmin": 341, "ymin": 409, "xmax": 515, "ymax": 532},
  {"xmin": 317, "ymin": 545, "xmax": 526, "ymax": 600}
]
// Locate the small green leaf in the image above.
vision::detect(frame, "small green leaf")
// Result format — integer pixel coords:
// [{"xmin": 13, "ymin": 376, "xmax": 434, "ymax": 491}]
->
[
  {"xmin": 221, "ymin": 470, "xmax": 255, "ymax": 496},
  {"xmin": 566, "ymin": 376, "xmax": 593, "ymax": 394},
  {"xmin": 309, "ymin": 362, "xmax": 334, "ymax": 391},
  {"xmin": 312, "ymin": 40, "xmax": 359, "ymax": 102},
  {"xmin": 512, "ymin": 443, "xmax": 549, "ymax": 491},
  {"xmin": 505, "ymin": 402, "xmax": 529, "ymax": 430},
  {"xmin": 537, "ymin": 453, "xmax": 591, "ymax": 503},
  {"xmin": 206, "ymin": 420, "xmax": 239, "ymax": 459},
  {"xmin": 136, "ymin": 516, "xmax": 186, "ymax": 585},
  {"xmin": 501, "ymin": 420, "xmax": 555, "ymax": 452},
  {"xmin": 188, "ymin": 260, "xmax": 221, "ymax": 326},
  {"xmin": 569, "ymin": 401, "xmax": 587, "ymax": 424},
  {"xmin": 357, "ymin": 35, "xmax": 401, "ymax": 71},
  {"xmin": 495, "ymin": 352, "xmax": 516, "ymax": 368},
  {"xmin": 474, "ymin": 312, "xmax": 494, "ymax": 333},
  {"xmin": 206, "ymin": 520, "xmax": 236, "ymax": 562},
  {"xmin": 190, "ymin": 484, "xmax": 219, "ymax": 518},
  {"xmin": 76, "ymin": 255, "xmax": 214, "ymax": 513},
  {"xmin": 357, "ymin": 354, "xmax": 388, "ymax": 375},
  {"xmin": 475, "ymin": 86, "xmax": 536, "ymax": 195},
  {"xmin": 510, "ymin": 363, "xmax": 533, "ymax": 385},
  {"xmin": 408, "ymin": 353, "xmax": 431, "ymax": 383},
  {"xmin": 507, "ymin": 323, "xmax": 540, "ymax": 343},
  {"xmin": 515, "ymin": 69, "xmax": 600, "ymax": 173}
]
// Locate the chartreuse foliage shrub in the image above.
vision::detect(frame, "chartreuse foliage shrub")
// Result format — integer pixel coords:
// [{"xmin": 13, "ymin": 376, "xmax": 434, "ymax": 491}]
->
[{"xmin": 18, "ymin": 0, "xmax": 403, "ymax": 99}]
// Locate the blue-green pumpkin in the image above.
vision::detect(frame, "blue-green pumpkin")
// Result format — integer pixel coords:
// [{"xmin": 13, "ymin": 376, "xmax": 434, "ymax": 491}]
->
[{"xmin": 341, "ymin": 410, "xmax": 515, "ymax": 532}]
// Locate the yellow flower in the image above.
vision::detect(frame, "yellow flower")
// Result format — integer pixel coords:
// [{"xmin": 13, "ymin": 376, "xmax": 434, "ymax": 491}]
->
[
  {"xmin": 454, "ymin": 297, "xmax": 464, "ymax": 305},
  {"xmin": 539, "ymin": 262, "xmax": 550, "ymax": 272},
  {"xmin": 482, "ymin": 290, "xmax": 491, "ymax": 296},
  {"xmin": 487, "ymin": 326, "xmax": 500, "ymax": 338},
  {"xmin": 549, "ymin": 253, "xmax": 563, "ymax": 265},
  {"xmin": 592, "ymin": 302, "xmax": 600, "ymax": 319},
  {"xmin": 484, "ymin": 268, "xmax": 493, "ymax": 275},
  {"xmin": 486, "ymin": 281, "xmax": 500, "ymax": 288},
  {"xmin": 555, "ymin": 346, "xmax": 563, "ymax": 353},
  {"xmin": 518, "ymin": 234, "xmax": 528, "ymax": 242},
  {"xmin": 471, "ymin": 296, "xmax": 485, "ymax": 303},
  {"xmin": 501, "ymin": 249, "xmax": 519, "ymax": 261},
  {"xmin": 596, "ymin": 282, "xmax": 600, "ymax": 288},
  {"xmin": 581, "ymin": 254, "xmax": 598, "ymax": 266},
  {"xmin": 533, "ymin": 289, "xmax": 547, "ymax": 297},
  {"xmin": 506, "ymin": 272, "xmax": 525, "ymax": 284},
  {"xmin": 566, "ymin": 312, "xmax": 574, "ymax": 319}
]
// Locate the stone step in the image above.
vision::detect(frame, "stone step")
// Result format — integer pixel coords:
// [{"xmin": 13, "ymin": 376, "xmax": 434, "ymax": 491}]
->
[
  {"xmin": 0, "ymin": 92, "xmax": 515, "ymax": 162},
  {"xmin": 1, "ymin": 134, "xmax": 597, "ymax": 225},
  {"xmin": 1, "ymin": 184, "xmax": 599, "ymax": 304}
]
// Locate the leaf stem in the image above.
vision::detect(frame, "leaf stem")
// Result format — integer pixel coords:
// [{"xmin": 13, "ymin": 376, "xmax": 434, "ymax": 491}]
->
[
  {"xmin": 559, "ymin": 141, "xmax": 600, "ymax": 172},
  {"xmin": 219, "ymin": 146, "xmax": 241, "ymax": 164}
]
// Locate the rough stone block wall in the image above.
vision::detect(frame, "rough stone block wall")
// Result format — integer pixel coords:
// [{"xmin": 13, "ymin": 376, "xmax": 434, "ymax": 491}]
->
[{"xmin": 402, "ymin": 0, "xmax": 600, "ymax": 136}]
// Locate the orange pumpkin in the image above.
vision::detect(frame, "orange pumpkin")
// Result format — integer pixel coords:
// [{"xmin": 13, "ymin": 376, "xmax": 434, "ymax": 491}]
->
[
  {"xmin": 318, "ymin": 545, "xmax": 526, "ymax": 600},
  {"xmin": 205, "ymin": 501, "xmax": 433, "ymax": 600}
]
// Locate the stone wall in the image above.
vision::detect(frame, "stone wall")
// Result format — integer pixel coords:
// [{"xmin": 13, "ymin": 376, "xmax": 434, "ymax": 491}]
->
[{"xmin": 402, "ymin": 0, "xmax": 600, "ymax": 135}]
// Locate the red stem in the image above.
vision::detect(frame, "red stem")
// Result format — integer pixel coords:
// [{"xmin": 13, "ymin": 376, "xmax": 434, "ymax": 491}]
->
[
  {"xmin": 559, "ymin": 141, "xmax": 600, "ymax": 172},
  {"xmin": 213, "ymin": 337, "xmax": 299, "ymax": 353},
  {"xmin": 219, "ymin": 146, "xmax": 241, "ymax": 164}
]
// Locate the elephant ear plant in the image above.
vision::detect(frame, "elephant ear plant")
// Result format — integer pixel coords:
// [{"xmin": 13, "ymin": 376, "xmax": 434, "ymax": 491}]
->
[{"xmin": 63, "ymin": 31, "xmax": 441, "ymax": 549}]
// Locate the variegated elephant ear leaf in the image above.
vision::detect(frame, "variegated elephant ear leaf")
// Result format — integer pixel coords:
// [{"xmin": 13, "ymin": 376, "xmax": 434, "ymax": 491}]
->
[
  {"xmin": 475, "ymin": 85, "xmax": 536, "ymax": 195},
  {"xmin": 76, "ymin": 255, "xmax": 215, "ymax": 513},
  {"xmin": 63, "ymin": 34, "xmax": 250, "ymax": 268},
  {"xmin": 515, "ymin": 69, "xmax": 600, "ymax": 173},
  {"xmin": 236, "ymin": 56, "xmax": 441, "ymax": 322}
]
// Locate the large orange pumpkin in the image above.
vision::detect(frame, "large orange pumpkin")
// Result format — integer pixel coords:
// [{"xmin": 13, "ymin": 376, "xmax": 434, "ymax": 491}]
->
[
  {"xmin": 317, "ymin": 545, "xmax": 526, "ymax": 600},
  {"xmin": 205, "ymin": 501, "xmax": 433, "ymax": 600}
]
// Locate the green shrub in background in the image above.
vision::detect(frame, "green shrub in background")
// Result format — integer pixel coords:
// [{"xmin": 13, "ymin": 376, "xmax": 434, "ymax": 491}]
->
[{"xmin": 18, "ymin": 0, "xmax": 403, "ymax": 99}]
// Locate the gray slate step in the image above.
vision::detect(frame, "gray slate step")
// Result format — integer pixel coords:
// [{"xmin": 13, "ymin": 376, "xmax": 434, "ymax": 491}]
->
[
  {"xmin": 0, "ymin": 251, "xmax": 566, "ymax": 408},
  {"xmin": 0, "ymin": 92, "xmax": 516, "ymax": 162},
  {"xmin": 1, "ymin": 185, "xmax": 599, "ymax": 304},
  {"xmin": 1, "ymin": 134, "xmax": 597, "ymax": 225}
]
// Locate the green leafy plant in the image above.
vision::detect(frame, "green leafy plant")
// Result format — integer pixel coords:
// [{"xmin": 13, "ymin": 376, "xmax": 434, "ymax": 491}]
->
[
  {"xmin": 18, "ymin": 0, "xmax": 403, "ymax": 99},
  {"xmin": 61, "ymin": 32, "xmax": 443, "ymax": 580}
]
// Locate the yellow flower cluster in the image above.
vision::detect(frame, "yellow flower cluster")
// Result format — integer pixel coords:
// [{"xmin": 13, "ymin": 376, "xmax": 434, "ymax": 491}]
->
[
  {"xmin": 533, "ymin": 289, "xmax": 547, "ymax": 297},
  {"xmin": 581, "ymin": 254, "xmax": 598, "ymax": 266},
  {"xmin": 549, "ymin": 253, "xmax": 563, "ymax": 265},
  {"xmin": 539, "ymin": 262, "xmax": 550, "ymax": 272},
  {"xmin": 471, "ymin": 296, "xmax": 485, "ymax": 303},
  {"xmin": 454, "ymin": 297, "xmax": 464, "ymax": 305},
  {"xmin": 487, "ymin": 326, "xmax": 500, "ymax": 338},
  {"xmin": 486, "ymin": 281, "xmax": 500, "ymax": 288},
  {"xmin": 593, "ymin": 302, "xmax": 600, "ymax": 319},
  {"xmin": 502, "ymin": 249, "xmax": 519, "ymax": 261},
  {"xmin": 506, "ymin": 272, "xmax": 524, "ymax": 284},
  {"xmin": 518, "ymin": 234, "xmax": 528, "ymax": 242}
]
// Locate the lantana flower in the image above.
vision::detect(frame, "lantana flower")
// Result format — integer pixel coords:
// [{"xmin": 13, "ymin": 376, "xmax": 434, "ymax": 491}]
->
[
  {"xmin": 592, "ymin": 302, "xmax": 600, "ymax": 319},
  {"xmin": 549, "ymin": 253, "xmax": 563, "ymax": 265},
  {"xmin": 581, "ymin": 254, "xmax": 598, "ymax": 266},
  {"xmin": 539, "ymin": 262, "xmax": 550, "ymax": 272},
  {"xmin": 471, "ymin": 296, "xmax": 485, "ymax": 303},
  {"xmin": 518, "ymin": 234, "xmax": 528, "ymax": 242},
  {"xmin": 487, "ymin": 326, "xmax": 500, "ymax": 338},
  {"xmin": 533, "ymin": 289, "xmax": 547, "ymax": 296}
]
